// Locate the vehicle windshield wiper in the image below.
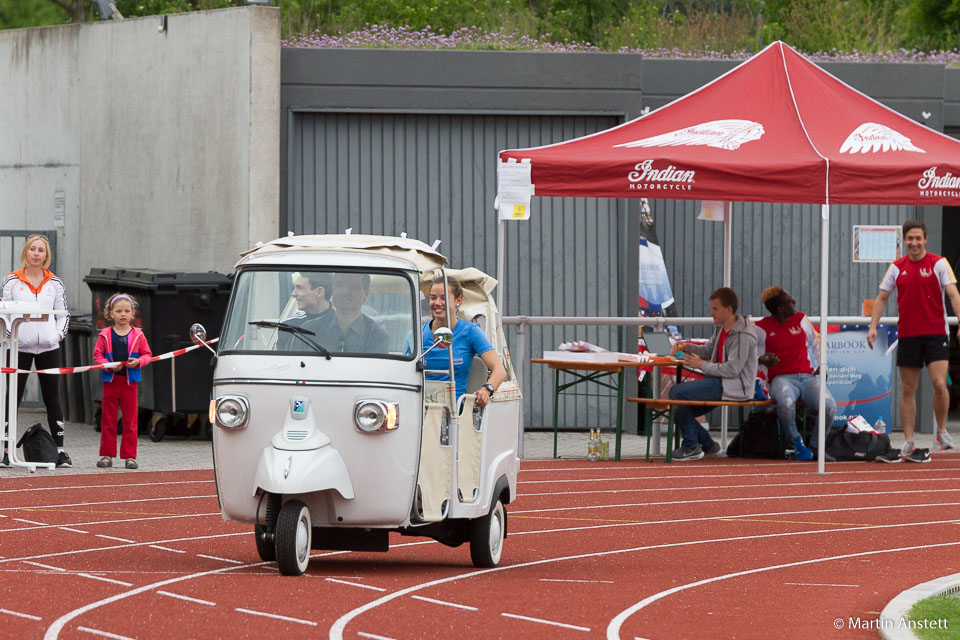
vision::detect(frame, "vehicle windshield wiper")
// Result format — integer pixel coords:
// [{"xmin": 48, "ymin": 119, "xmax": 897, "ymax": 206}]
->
[{"xmin": 248, "ymin": 320, "xmax": 332, "ymax": 360}]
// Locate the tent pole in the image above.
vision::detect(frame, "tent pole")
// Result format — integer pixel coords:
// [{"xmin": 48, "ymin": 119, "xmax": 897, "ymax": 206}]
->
[
  {"xmin": 497, "ymin": 219, "xmax": 506, "ymax": 315},
  {"xmin": 721, "ymin": 202, "xmax": 732, "ymax": 448},
  {"xmin": 817, "ymin": 205, "xmax": 830, "ymax": 475}
]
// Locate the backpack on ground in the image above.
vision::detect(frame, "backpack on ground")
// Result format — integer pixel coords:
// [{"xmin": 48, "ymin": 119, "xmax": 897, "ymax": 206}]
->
[
  {"xmin": 824, "ymin": 425, "xmax": 892, "ymax": 461},
  {"xmin": 726, "ymin": 409, "xmax": 781, "ymax": 459},
  {"xmin": 15, "ymin": 423, "xmax": 59, "ymax": 464}
]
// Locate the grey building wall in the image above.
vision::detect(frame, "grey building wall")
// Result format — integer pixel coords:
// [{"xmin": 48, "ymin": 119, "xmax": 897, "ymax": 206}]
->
[
  {"xmin": 0, "ymin": 6, "xmax": 280, "ymax": 315},
  {"xmin": 282, "ymin": 49, "xmax": 953, "ymax": 431}
]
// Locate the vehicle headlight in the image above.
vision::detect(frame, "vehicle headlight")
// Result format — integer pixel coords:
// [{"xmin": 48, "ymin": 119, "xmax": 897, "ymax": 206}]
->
[
  {"xmin": 353, "ymin": 400, "xmax": 399, "ymax": 433},
  {"xmin": 215, "ymin": 395, "xmax": 249, "ymax": 430}
]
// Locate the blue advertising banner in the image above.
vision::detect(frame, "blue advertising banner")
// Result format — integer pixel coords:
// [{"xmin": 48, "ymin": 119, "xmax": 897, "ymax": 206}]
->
[{"xmin": 825, "ymin": 325, "xmax": 896, "ymax": 432}]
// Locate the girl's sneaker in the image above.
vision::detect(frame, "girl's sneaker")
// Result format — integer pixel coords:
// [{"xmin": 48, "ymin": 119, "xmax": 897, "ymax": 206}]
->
[{"xmin": 936, "ymin": 430, "xmax": 955, "ymax": 450}]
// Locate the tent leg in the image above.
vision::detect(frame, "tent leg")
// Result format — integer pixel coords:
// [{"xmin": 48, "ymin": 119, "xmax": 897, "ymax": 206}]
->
[
  {"xmin": 721, "ymin": 203, "xmax": 732, "ymax": 448},
  {"xmin": 497, "ymin": 219, "xmax": 506, "ymax": 315},
  {"xmin": 817, "ymin": 205, "xmax": 830, "ymax": 475}
]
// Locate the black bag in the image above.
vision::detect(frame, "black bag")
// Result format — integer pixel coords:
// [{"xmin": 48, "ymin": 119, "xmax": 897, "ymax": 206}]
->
[
  {"xmin": 726, "ymin": 409, "xmax": 781, "ymax": 459},
  {"xmin": 15, "ymin": 423, "xmax": 59, "ymax": 464},
  {"xmin": 824, "ymin": 426, "xmax": 892, "ymax": 461}
]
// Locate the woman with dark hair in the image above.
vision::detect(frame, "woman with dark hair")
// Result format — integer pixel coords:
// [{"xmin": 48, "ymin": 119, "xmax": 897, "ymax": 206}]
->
[
  {"xmin": 407, "ymin": 275, "xmax": 506, "ymax": 407},
  {"xmin": 0, "ymin": 235, "xmax": 71, "ymax": 467}
]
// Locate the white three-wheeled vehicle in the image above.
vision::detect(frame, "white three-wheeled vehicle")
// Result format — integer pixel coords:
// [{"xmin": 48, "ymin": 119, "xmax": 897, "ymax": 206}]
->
[{"xmin": 191, "ymin": 235, "xmax": 522, "ymax": 575}]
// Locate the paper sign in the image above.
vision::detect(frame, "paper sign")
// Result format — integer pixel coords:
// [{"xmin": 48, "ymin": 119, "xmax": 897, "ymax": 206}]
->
[
  {"xmin": 54, "ymin": 190, "xmax": 65, "ymax": 228},
  {"xmin": 497, "ymin": 159, "xmax": 534, "ymax": 220},
  {"xmin": 853, "ymin": 225, "xmax": 902, "ymax": 262},
  {"xmin": 697, "ymin": 200, "xmax": 727, "ymax": 222}
]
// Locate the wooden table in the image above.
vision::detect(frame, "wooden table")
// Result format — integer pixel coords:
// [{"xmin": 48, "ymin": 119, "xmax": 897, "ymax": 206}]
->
[{"xmin": 530, "ymin": 355, "xmax": 679, "ymax": 461}]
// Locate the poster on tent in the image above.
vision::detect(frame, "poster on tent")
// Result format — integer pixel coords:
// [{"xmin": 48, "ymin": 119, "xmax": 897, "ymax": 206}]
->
[{"xmin": 825, "ymin": 325, "xmax": 896, "ymax": 431}]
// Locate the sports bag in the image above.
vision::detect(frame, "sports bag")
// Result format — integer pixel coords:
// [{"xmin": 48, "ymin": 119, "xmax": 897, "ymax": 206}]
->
[
  {"xmin": 824, "ymin": 426, "xmax": 892, "ymax": 461},
  {"xmin": 15, "ymin": 423, "xmax": 59, "ymax": 464},
  {"xmin": 726, "ymin": 409, "xmax": 781, "ymax": 459}
]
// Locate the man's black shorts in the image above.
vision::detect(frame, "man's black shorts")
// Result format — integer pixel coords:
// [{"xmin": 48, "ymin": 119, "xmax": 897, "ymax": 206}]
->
[{"xmin": 897, "ymin": 335, "xmax": 950, "ymax": 368}]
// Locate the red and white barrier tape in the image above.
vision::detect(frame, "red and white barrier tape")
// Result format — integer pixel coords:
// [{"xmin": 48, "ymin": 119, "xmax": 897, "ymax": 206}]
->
[{"xmin": 0, "ymin": 338, "xmax": 219, "ymax": 375}]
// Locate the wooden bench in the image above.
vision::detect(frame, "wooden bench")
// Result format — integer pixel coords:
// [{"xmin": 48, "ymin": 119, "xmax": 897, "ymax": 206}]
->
[{"xmin": 628, "ymin": 398, "xmax": 775, "ymax": 462}]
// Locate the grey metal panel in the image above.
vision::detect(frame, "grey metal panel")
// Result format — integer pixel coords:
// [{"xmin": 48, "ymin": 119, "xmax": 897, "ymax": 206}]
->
[
  {"xmin": 289, "ymin": 111, "xmax": 624, "ymax": 430},
  {"xmin": 655, "ymin": 201, "xmax": 913, "ymax": 338}
]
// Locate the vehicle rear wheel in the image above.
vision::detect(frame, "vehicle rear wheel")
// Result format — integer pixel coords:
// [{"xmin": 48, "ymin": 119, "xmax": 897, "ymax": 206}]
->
[
  {"xmin": 253, "ymin": 493, "xmax": 281, "ymax": 562},
  {"xmin": 469, "ymin": 498, "xmax": 506, "ymax": 568},
  {"xmin": 275, "ymin": 500, "xmax": 311, "ymax": 576}
]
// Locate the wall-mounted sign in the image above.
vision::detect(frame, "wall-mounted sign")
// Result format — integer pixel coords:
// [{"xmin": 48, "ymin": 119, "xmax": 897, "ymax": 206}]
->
[{"xmin": 853, "ymin": 225, "xmax": 901, "ymax": 262}]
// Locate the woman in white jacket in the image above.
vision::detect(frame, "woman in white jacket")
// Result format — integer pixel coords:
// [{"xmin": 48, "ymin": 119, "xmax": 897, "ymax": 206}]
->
[{"xmin": 1, "ymin": 235, "xmax": 71, "ymax": 467}]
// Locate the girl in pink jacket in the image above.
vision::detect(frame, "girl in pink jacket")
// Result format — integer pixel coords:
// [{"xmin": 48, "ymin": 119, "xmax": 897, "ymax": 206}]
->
[{"xmin": 93, "ymin": 293, "xmax": 152, "ymax": 469}]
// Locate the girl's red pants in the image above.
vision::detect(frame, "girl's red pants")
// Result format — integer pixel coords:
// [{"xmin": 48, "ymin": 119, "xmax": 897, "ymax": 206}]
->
[{"xmin": 100, "ymin": 378, "xmax": 139, "ymax": 460}]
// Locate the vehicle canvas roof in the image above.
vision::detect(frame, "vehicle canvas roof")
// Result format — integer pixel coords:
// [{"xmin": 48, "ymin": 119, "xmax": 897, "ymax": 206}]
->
[{"xmin": 239, "ymin": 234, "xmax": 448, "ymax": 274}]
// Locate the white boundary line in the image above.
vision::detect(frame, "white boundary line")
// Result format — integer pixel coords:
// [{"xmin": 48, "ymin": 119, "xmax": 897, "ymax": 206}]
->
[
  {"xmin": 328, "ymin": 517, "xmax": 960, "ymax": 640},
  {"xmin": 77, "ymin": 626, "xmax": 135, "ymax": 640},
  {"xmin": 879, "ymin": 570, "xmax": 960, "ymax": 640},
  {"xmin": 0, "ymin": 607, "xmax": 42, "ymax": 621},
  {"xmin": 510, "ymin": 488, "xmax": 960, "ymax": 514},
  {"xmin": 0, "ymin": 494, "xmax": 218, "ymax": 512},
  {"xmin": 605, "ymin": 541, "xmax": 960, "ymax": 640},
  {"xmin": 1, "ymin": 513, "xmax": 221, "ymax": 534},
  {"xmin": 325, "ymin": 578, "xmax": 386, "ymax": 592},
  {"xmin": 501, "ymin": 612, "xmax": 590, "ymax": 632},
  {"xmin": 410, "ymin": 595, "xmax": 478, "ymax": 611},
  {"xmin": 156, "ymin": 590, "xmax": 216, "ymax": 606},
  {"xmin": 518, "ymin": 467, "xmax": 960, "ymax": 484},
  {"xmin": 235, "ymin": 606, "xmax": 317, "ymax": 626},
  {"xmin": 0, "ymin": 480, "xmax": 213, "ymax": 494}
]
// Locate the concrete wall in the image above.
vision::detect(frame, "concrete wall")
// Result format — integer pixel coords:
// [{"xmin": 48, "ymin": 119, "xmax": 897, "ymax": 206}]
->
[{"xmin": 0, "ymin": 6, "xmax": 280, "ymax": 313}]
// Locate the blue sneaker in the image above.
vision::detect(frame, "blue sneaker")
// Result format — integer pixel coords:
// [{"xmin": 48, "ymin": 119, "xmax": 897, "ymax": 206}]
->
[{"xmin": 793, "ymin": 436, "xmax": 813, "ymax": 461}]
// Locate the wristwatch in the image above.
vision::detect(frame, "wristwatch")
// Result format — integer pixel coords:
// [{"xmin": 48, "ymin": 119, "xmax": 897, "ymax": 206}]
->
[{"xmin": 481, "ymin": 383, "xmax": 495, "ymax": 396}]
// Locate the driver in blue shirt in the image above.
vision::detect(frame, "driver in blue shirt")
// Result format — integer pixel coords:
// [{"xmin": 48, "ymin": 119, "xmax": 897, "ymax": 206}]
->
[{"xmin": 404, "ymin": 276, "xmax": 506, "ymax": 406}]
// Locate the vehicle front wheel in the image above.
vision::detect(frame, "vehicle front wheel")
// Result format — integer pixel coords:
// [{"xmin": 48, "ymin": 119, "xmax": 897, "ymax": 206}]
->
[
  {"xmin": 275, "ymin": 500, "xmax": 312, "ymax": 576},
  {"xmin": 469, "ymin": 498, "xmax": 506, "ymax": 568}
]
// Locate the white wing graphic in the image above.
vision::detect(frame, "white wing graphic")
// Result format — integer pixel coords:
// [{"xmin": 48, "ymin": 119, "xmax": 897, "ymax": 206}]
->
[
  {"xmin": 614, "ymin": 119, "xmax": 764, "ymax": 151},
  {"xmin": 839, "ymin": 123, "xmax": 925, "ymax": 154}
]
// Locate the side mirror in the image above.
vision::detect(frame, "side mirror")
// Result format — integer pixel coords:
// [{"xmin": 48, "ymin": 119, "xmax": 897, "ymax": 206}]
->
[
  {"xmin": 190, "ymin": 323, "xmax": 217, "ymax": 355},
  {"xmin": 418, "ymin": 326, "xmax": 452, "ymax": 361}
]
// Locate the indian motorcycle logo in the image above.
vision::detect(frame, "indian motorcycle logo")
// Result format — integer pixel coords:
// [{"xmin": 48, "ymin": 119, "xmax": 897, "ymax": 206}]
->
[
  {"xmin": 918, "ymin": 167, "xmax": 960, "ymax": 197},
  {"xmin": 614, "ymin": 120, "xmax": 765, "ymax": 151},
  {"xmin": 627, "ymin": 160, "xmax": 695, "ymax": 192},
  {"xmin": 839, "ymin": 123, "xmax": 925, "ymax": 154}
]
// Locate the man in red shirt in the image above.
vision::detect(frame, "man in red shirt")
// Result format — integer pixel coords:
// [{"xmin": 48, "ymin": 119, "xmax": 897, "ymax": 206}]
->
[
  {"xmin": 756, "ymin": 287, "xmax": 836, "ymax": 461},
  {"xmin": 867, "ymin": 219, "xmax": 960, "ymax": 462}
]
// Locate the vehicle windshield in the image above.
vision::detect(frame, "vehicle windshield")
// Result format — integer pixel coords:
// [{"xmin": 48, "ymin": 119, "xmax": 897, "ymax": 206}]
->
[{"xmin": 220, "ymin": 268, "xmax": 418, "ymax": 359}]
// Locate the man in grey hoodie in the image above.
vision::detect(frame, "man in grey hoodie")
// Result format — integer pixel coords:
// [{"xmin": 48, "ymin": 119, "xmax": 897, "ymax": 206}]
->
[{"xmin": 668, "ymin": 287, "xmax": 759, "ymax": 461}]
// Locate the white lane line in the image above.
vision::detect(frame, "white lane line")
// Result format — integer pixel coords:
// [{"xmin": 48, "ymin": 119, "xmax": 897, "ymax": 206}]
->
[
  {"xmin": 510, "ymin": 488, "xmax": 960, "ymax": 514},
  {"xmin": 511, "ymin": 501, "xmax": 960, "ymax": 538},
  {"xmin": 0, "ymin": 607, "xmax": 42, "ymax": 621},
  {"xmin": 235, "ymin": 607, "xmax": 318, "ymax": 626},
  {"xmin": 196, "ymin": 554, "xmax": 243, "ymax": 564},
  {"xmin": 0, "ymin": 480, "xmax": 213, "ymax": 494},
  {"xmin": 148, "ymin": 545, "xmax": 185, "ymax": 554},
  {"xmin": 605, "ymin": 540, "xmax": 960, "ymax": 640},
  {"xmin": 0, "ymin": 494, "xmax": 218, "ymax": 513},
  {"xmin": 95, "ymin": 535, "xmax": 134, "ymax": 543},
  {"xmin": 326, "ymin": 577, "xmax": 386, "ymax": 591},
  {"xmin": 43, "ymin": 549, "xmax": 352, "ymax": 640},
  {"xmin": 502, "ymin": 612, "xmax": 591, "ymax": 632},
  {"xmin": 357, "ymin": 632, "xmax": 399, "ymax": 640},
  {"xmin": 59, "ymin": 527, "xmax": 88, "ymax": 534},
  {"xmin": 410, "ymin": 595, "xmax": 479, "ymax": 611},
  {"xmin": 13, "ymin": 518, "xmax": 47, "ymax": 525},
  {"xmin": 540, "ymin": 578, "xmax": 615, "ymax": 584},
  {"xmin": 77, "ymin": 626, "xmax": 135, "ymax": 640},
  {"xmin": 784, "ymin": 582, "xmax": 859, "ymax": 587},
  {"xmin": 522, "ymin": 476, "xmax": 956, "ymax": 497},
  {"xmin": 1, "ymin": 513, "xmax": 221, "ymax": 535},
  {"xmin": 328, "ymin": 517, "xmax": 960, "ymax": 640},
  {"xmin": 519, "ymin": 466, "xmax": 960, "ymax": 484},
  {"xmin": 23, "ymin": 561, "xmax": 65, "ymax": 571},
  {"xmin": 157, "ymin": 590, "xmax": 216, "ymax": 606},
  {"xmin": 77, "ymin": 573, "xmax": 133, "ymax": 587},
  {"xmin": 4, "ymin": 531, "xmax": 249, "ymax": 566}
]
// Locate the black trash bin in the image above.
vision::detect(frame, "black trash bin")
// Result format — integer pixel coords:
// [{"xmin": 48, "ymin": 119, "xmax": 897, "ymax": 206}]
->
[{"xmin": 83, "ymin": 268, "xmax": 233, "ymax": 441}]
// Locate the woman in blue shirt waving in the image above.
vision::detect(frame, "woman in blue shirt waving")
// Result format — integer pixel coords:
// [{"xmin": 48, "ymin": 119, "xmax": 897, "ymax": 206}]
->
[{"xmin": 411, "ymin": 276, "xmax": 506, "ymax": 407}]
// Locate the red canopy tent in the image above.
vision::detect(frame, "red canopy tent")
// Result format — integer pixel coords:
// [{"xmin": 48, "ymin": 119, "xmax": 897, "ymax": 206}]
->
[{"xmin": 495, "ymin": 41, "xmax": 960, "ymax": 470}]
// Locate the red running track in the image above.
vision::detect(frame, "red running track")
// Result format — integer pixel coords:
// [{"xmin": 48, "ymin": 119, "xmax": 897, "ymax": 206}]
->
[{"xmin": 1, "ymin": 455, "xmax": 959, "ymax": 639}]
